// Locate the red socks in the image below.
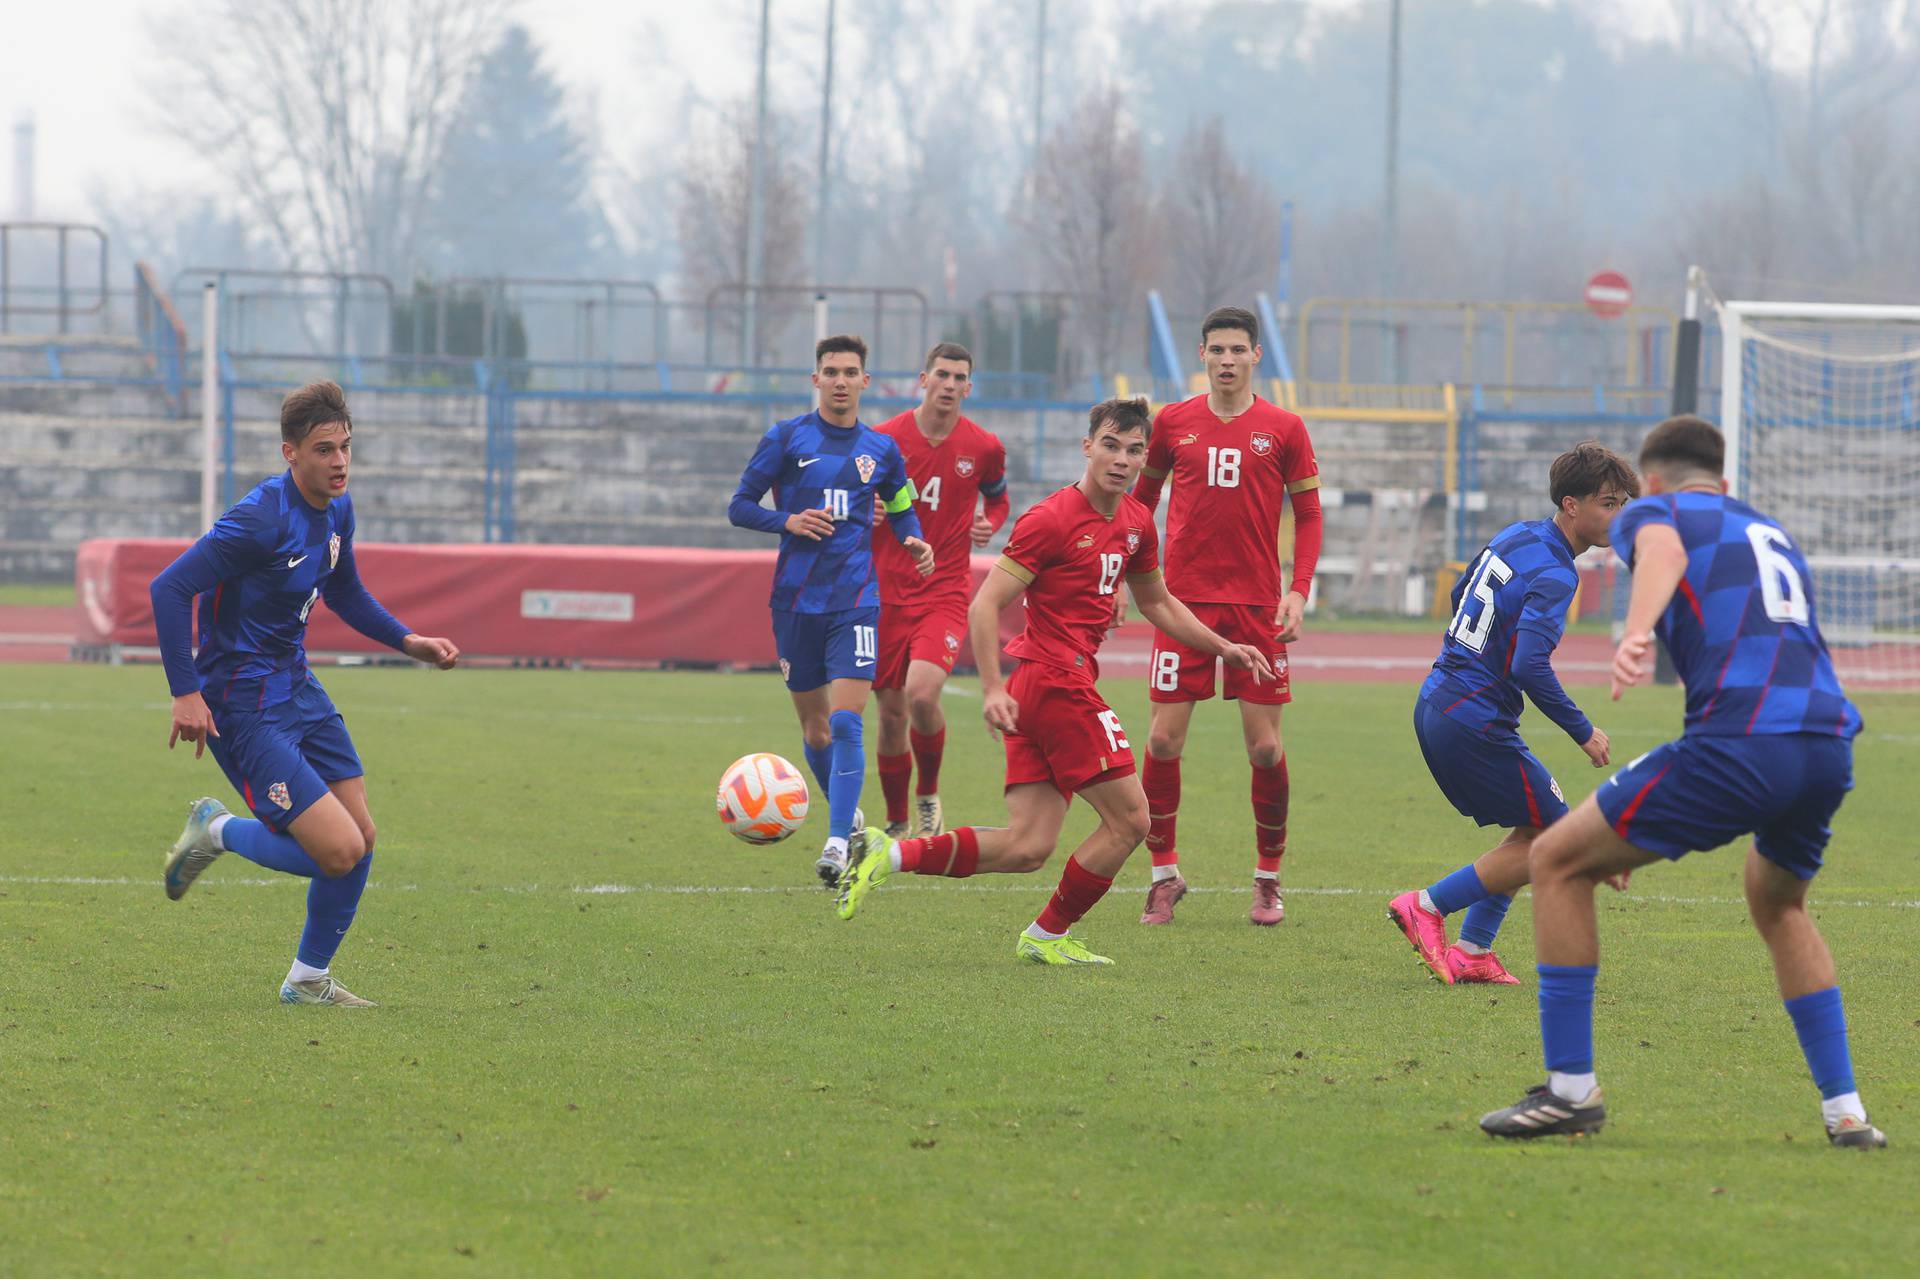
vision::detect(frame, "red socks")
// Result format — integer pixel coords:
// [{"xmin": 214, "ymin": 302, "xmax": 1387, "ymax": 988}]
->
[
  {"xmin": 910, "ymin": 727, "xmax": 945, "ymax": 796},
  {"xmin": 877, "ymin": 751, "xmax": 913, "ymax": 826},
  {"xmin": 1035, "ymin": 855, "xmax": 1114, "ymax": 935},
  {"xmin": 898, "ymin": 827, "xmax": 978, "ymax": 878},
  {"xmin": 1252, "ymin": 757, "xmax": 1289, "ymax": 875},
  {"xmin": 1142, "ymin": 754, "xmax": 1181, "ymax": 868}
]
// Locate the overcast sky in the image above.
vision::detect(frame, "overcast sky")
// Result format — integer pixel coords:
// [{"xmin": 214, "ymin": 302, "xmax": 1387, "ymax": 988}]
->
[{"xmin": 0, "ymin": 0, "xmax": 1767, "ymax": 224}]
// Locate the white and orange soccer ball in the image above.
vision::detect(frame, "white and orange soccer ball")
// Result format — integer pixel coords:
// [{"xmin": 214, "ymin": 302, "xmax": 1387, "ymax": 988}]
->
[{"xmin": 716, "ymin": 752, "xmax": 811, "ymax": 844}]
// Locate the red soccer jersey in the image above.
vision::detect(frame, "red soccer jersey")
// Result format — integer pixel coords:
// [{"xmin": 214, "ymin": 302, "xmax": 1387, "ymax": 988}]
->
[
  {"xmin": 872, "ymin": 411, "xmax": 1010, "ymax": 608},
  {"xmin": 1135, "ymin": 394, "xmax": 1319, "ymax": 607},
  {"xmin": 1000, "ymin": 485, "xmax": 1161, "ymax": 679}
]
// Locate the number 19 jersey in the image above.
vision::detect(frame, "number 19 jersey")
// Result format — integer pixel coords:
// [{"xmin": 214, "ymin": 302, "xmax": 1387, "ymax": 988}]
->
[
  {"xmin": 1000, "ymin": 485, "xmax": 1161, "ymax": 681},
  {"xmin": 1611, "ymin": 492, "xmax": 1860, "ymax": 739}
]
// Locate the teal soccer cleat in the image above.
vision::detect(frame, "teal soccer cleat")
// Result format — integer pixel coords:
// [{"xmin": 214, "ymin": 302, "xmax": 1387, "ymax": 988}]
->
[{"xmin": 164, "ymin": 797, "xmax": 230, "ymax": 901}]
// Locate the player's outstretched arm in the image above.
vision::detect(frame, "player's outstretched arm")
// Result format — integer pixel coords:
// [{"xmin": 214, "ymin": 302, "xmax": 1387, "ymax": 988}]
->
[
  {"xmin": 1611, "ymin": 523, "xmax": 1689, "ymax": 700},
  {"xmin": 1131, "ymin": 573, "xmax": 1274, "ymax": 683},
  {"xmin": 149, "ymin": 509, "xmax": 272, "ymax": 756},
  {"xmin": 969, "ymin": 565, "xmax": 1027, "ymax": 737}
]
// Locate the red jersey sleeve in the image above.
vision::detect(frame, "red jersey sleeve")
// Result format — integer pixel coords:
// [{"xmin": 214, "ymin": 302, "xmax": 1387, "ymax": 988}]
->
[
  {"xmin": 998, "ymin": 501, "xmax": 1056, "ymax": 585},
  {"xmin": 1280, "ymin": 416, "xmax": 1320, "ymax": 492},
  {"xmin": 981, "ymin": 439, "xmax": 1011, "ymax": 530},
  {"xmin": 1133, "ymin": 408, "xmax": 1173, "ymax": 511}
]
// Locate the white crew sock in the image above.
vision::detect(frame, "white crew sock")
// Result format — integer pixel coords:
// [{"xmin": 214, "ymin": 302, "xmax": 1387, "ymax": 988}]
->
[
  {"xmin": 1417, "ymin": 888, "xmax": 1438, "ymax": 913},
  {"xmin": 1821, "ymin": 1091, "xmax": 1867, "ymax": 1127},
  {"xmin": 1549, "ymin": 1070, "xmax": 1599, "ymax": 1101},
  {"xmin": 1253, "ymin": 868, "xmax": 1279, "ymax": 881},
  {"xmin": 888, "ymin": 843, "xmax": 904, "ymax": 871},
  {"xmin": 1150, "ymin": 863, "xmax": 1180, "ymax": 883},
  {"xmin": 209, "ymin": 813, "xmax": 233, "ymax": 848},
  {"xmin": 824, "ymin": 836, "xmax": 848, "ymax": 857},
  {"xmin": 1454, "ymin": 939, "xmax": 1490, "ymax": 955},
  {"xmin": 1024, "ymin": 922, "xmax": 1065, "ymax": 941},
  {"xmin": 286, "ymin": 959, "xmax": 329, "ymax": 985}
]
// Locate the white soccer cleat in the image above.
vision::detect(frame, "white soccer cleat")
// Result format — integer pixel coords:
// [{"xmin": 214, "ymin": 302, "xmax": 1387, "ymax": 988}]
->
[
  {"xmin": 914, "ymin": 794, "xmax": 944, "ymax": 839},
  {"xmin": 280, "ymin": 975, "xmax": 376, "ymax": 1007},
  {"xmin": 164, "ymin": 797, "xmax": 229, "ymax": 901}
]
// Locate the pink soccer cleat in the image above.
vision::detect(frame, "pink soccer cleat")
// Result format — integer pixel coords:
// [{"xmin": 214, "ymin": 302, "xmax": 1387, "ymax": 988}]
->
[
  {"xmin": 1140, "ymin": 874, "xmax": 1188, "ymax": 925},
  {"xmin": 1249, "ymin": 877, "xmax": 1285, "ymax": 926},
  {"xmin": 1387, "ymin": 890, "xmax": 1452, "ymax": 983},
  {"xmin": 1443, "ymin": 945, "xmax": 1521, "ymax": 985}
]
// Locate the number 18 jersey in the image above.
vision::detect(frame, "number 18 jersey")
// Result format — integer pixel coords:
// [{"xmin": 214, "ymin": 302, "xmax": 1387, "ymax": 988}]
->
[
  {"xmin": 1422, "ymin": 518, "xmax": 1581, "ymax": 736},
  {"xmin": 1611, "ymin": 492, "xmax": 1860, "ymax": 739}
]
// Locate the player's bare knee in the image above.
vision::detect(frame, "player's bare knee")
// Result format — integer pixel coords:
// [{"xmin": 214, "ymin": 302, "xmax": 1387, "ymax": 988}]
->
[
  {"xmin": 316, "ymin": 832, "xmax": 366, "ymax": 878},
  {"xmin": 1106, "ymin": 800, "xmax": 1151, "ymax": 848},
  {"xmin": 803, "ymin": 724, "xmax": 832, "ymax": 751},
  {"xmin": 908, "ymin": 690, "xmax": 942, "ymax": 725},
  {"xmin": 1008, "ymin": 838, "xmax": 1053, "ymax": 873},
  {"xmin": 1246, "ymin": 738, "xmax": 1282, "ymax": 769},
  {"xmin": 1146, "ymin": 730, "xmax": 1184, "ymax": 761}
]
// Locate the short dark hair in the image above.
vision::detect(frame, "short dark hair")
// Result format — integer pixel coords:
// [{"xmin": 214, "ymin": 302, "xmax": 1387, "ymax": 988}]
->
[
  {"xmin": 815, "ymin": 334, "xmax": 868, "ymax": 368},
  {"xmin": 1087, "ymin": 396, "xmax": 1152, "ymax": 439},
  {"xmin": 281, "ymin": 380, "xmax": 352, "ymax": 445},
  {"xmin": 1201, "ymin": 306, "xmax": 1259, "ymax": 346},
  {"xmin": 922, "ymin": 341, "xmax": 973, "ymax": 373},
  {"xmin": 1639, "ymin": 415, "xmax": 1725, "ymax": 478},
  {"xmin": 1549, "ymin": 441, "xmax": 1640, "ymax": 507}
]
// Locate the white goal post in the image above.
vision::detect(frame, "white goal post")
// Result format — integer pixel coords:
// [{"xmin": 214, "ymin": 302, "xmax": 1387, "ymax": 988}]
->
[{"xmin": 1716, "ymin": 297, "xmax": 1920, "ymax": 688}]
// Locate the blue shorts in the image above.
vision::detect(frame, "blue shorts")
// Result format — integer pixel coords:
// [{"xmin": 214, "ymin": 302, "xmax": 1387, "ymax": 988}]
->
[
  {"xmin": 771, "ymin": 606, "xmax": 880, "ymax": 692},
  {"xmin": 1414, "ymin": 696, "xmax": 1568, "ymax": 830},
  {"xmin": 1595, "ymin": 733, "xmax": 1852, "ymax": 880},
  {"xmin": 206, "ymin": 676, "xmax": 363, "ymax": 832}
]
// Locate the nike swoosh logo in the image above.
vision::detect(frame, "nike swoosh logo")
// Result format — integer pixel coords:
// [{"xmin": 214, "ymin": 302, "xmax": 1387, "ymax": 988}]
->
[
  {"xmin": 855, "ymin": 659, "xmax": 875, "ymax": 668},
  {"xmin": 796, "ymin": 458, "xmax": 821, "ymax": 468},
  {"xmin": 286, "ymin": 555, "xmax": 308, "ymax": 568}
]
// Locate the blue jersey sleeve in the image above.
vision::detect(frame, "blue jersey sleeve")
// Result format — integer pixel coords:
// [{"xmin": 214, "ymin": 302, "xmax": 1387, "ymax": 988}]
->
[
  {"xmin": 1515, "ymin": 567, "xmax": 1576, "ymax": 643},
  {"xmin": 877, "ymin": 441, "xmax": 923, "ymax": 542},
  {"xmin": 320, "ymin": 508, "xmax": 410, "ymax": 650},
  {"xmin": 1610, "ymin": 497, "xmax": 1676, "ymax": 570},
  {"xmin": 729, "ymin": 424, "xmax": 791, "ymax": 536},
  {"xmin": 149, "ymin": 502, "xmax": 278, "ymax": 696},
  {"xmin": 1511, "ymin": 627, "xmax": 1593, "ymax": 743}
]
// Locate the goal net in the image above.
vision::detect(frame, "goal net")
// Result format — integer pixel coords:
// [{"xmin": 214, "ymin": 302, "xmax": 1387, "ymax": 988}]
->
[{"xmin": 1719, "ymin": 301, "xmax": 1920, "ymax": 689}]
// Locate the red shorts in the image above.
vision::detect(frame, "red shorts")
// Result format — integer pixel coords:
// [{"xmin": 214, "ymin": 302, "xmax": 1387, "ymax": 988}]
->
[
  {"xmin": 1148, "ymin": 602, "xmax": 1292, "ymax": 705},
  {"xmin": 876, "ymin": 599, "xmax": 971, "ymax": 691},
  {"xmin": 1002, "ymin": 661, "xmax": 1137, "ymax": 798}
]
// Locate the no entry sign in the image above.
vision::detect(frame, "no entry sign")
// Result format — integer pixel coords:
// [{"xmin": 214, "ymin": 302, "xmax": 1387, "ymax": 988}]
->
[{"xmin": 1584, "ymin": 270, "xmax": 1633, "ymax": 318}]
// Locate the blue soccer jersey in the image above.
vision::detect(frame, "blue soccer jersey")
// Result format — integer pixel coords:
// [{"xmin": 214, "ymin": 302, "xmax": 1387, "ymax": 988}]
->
[
  {"xmin": 728, "ymin": 410, "xmax": 922, "ymax": 613},
  {"xmin": 1611, "ymin": 492, "xmax": 1862, "ymax": 739},
  {"xmin": 1420, "ymin": 518, "xmax": 1593, "ymax": 743},
  {"xmin": 150, "ymin": 473, "xmax": 411, "ymax": 710}
]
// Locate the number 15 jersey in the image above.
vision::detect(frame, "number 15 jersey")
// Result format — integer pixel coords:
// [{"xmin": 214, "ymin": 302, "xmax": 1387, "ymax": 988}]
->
[{"xmin": 1611, "ymin": 492, "xmax": 1860, "ymax": 739}]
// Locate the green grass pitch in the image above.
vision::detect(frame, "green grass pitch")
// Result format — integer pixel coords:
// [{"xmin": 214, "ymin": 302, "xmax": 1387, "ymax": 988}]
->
[{"xmin": 2, "ymin": 663, "xmax": 1915, "ymax": 1275}]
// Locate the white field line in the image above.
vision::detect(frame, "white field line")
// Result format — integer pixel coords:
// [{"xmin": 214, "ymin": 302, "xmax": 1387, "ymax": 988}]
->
[{"xmin": 4, "ymin": 874, "xmax": 1917, "ymax": 912}]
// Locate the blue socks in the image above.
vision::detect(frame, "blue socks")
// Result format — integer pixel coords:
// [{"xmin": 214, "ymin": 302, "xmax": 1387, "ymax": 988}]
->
[
  {"xmin": 827, "ymin": 710, "xmax": 864, "ymax": 841},
  {"xmin": 220, "ymin": 817, "xmax": 325, "ymax": 877},
  {"xmin": 1458, "ymin": 894, "xmax": 1513, "ymax": 949},
  {"xmin": 297, "ymin": 852, "xmax": 373, "ymax": 969},
  {"xmin": 1425, "ymin": 864, "xmax": 1490, "ymax": 916},
  {"xmin": 1537, "ymin": 963, "xmax": 1598, "ymax": 1074},
  {"xmin": 1784, "ymin": 986, "xmax": 1856, "ymax": 1100},
  {"xmin": 803, "ymin": 740, "xmax": 834, "ymax": 798}
]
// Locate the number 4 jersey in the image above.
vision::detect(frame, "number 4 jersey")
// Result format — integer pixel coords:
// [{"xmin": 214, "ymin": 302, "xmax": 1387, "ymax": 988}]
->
[
  {"xmin": 1422, "ymin": 517, "xmax": 1591, "ymax": 740},
  {"xmin": 1610, "ymin": 492, "xmax": 1861, "ymax": 738}
]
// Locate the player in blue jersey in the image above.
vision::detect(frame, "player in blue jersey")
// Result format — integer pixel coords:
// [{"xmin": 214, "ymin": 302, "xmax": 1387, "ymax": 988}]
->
[
  {"xmin": 1480, "ymin": 416, "xmax": 1883, "ymax": 1147},
  {"xmin": 1388, "ymin": 444, "xmax": 1638, "ymax": 985},
  {"xmin": 728, "ymin": 334, "xmax": 935, "ymax": 887},
  {"xmin": 150, "ymin": 380, "xmax": 460, "ymax": 1007}
]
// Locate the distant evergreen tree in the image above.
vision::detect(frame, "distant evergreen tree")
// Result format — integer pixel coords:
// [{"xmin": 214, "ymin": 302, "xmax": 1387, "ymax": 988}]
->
[{"xmin": 427, "ymin": 24, "xmax": 612, "ymax": 278}]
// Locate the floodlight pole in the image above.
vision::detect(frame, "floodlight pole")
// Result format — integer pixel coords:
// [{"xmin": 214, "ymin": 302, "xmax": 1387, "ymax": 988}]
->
[
  {"xmin": 1382, "ymin": 0, "xmax": 1403, "ymax": 383},
  {"xmin": 814, "ymin": 0, "xmax": 835, "ymax": 287},
  {"xmin": 200, "ymin": 281, "xmax": 218, "ymax": 531},
  {"xmin": 743, "ymin": 0, "xmax": 772, "ymax": 377}
]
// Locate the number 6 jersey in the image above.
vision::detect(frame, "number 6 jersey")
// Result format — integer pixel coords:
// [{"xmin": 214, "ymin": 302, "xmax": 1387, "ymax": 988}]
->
[{"xmin": 1611, "ymin": 492, "xmax": 1861, "ymax": 739}]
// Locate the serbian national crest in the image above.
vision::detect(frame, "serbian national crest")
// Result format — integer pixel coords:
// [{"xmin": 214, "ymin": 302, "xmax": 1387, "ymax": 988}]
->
[
  {"xmin": 1249, "ymin": 432, "xmax": 1274, "ymax": 456},
  {"xmin": 955, "ymin": 456, "xmax": 976, "ymax": 478},
  {"xmin": 328, "ymin": 532, "xmax": 341, "ymax": 569},
  {"xmin": 855, "ymin": 454, "xmax": 877, "ymax": 484},
  {"xmin": 943, "ymin": 632, "xmax": 960, "ymax": 653},
  {"xmin": 1125, "ymin": 528, "xmax": 1142, "ymax": 554}
]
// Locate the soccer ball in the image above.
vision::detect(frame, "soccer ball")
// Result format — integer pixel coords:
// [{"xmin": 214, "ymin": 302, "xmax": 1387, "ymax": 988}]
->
[{"xmin": 716, "ymin": 752, "xmax": 811, "ymax": 844}]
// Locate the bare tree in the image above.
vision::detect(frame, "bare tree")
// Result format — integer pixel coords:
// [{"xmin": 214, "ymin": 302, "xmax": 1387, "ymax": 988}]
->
[
  {"xmin": 1018, "ymin": 88, "xmax": 1163, "ymax": 377},
  {"xmin": 147, "ymin": 0, "xmax": 508, "ymax": 281},
  {"xmin": 1160, "ymin": 117, "xmax": 1282, "ymax": 319},
  {"xmin": 673, "ymin": 105, "xmax": 810, "ymax": 363}
]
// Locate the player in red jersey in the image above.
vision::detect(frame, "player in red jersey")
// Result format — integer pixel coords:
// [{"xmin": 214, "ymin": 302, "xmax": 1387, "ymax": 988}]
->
[
  {"xmin": 1131, "ymin": 306, "xmax": 1323, "ymax": 927},
  {"xmin": 835, "ymin": 398, "xmax": 1273, "ymax": 964},
  {"xmin": 871, "ymin": 343, "xmax": 1011, "ymax": 840}
]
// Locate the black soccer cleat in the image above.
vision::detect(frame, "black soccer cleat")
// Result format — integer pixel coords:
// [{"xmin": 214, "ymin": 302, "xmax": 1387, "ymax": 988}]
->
[
  {"xmin": 1479, "ymin": 1083, "xmax": 1606, "ymax": 1139},
  {"xmin": 1827, "ymin": 1116, "xmax": 1888, "ymax": 1149}
]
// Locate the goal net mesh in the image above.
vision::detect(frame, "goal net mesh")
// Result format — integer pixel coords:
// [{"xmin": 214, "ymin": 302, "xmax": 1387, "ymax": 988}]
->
[{"xmin": 1727, "ymin": 307, "xmax": 1920, "ymax": 688}]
